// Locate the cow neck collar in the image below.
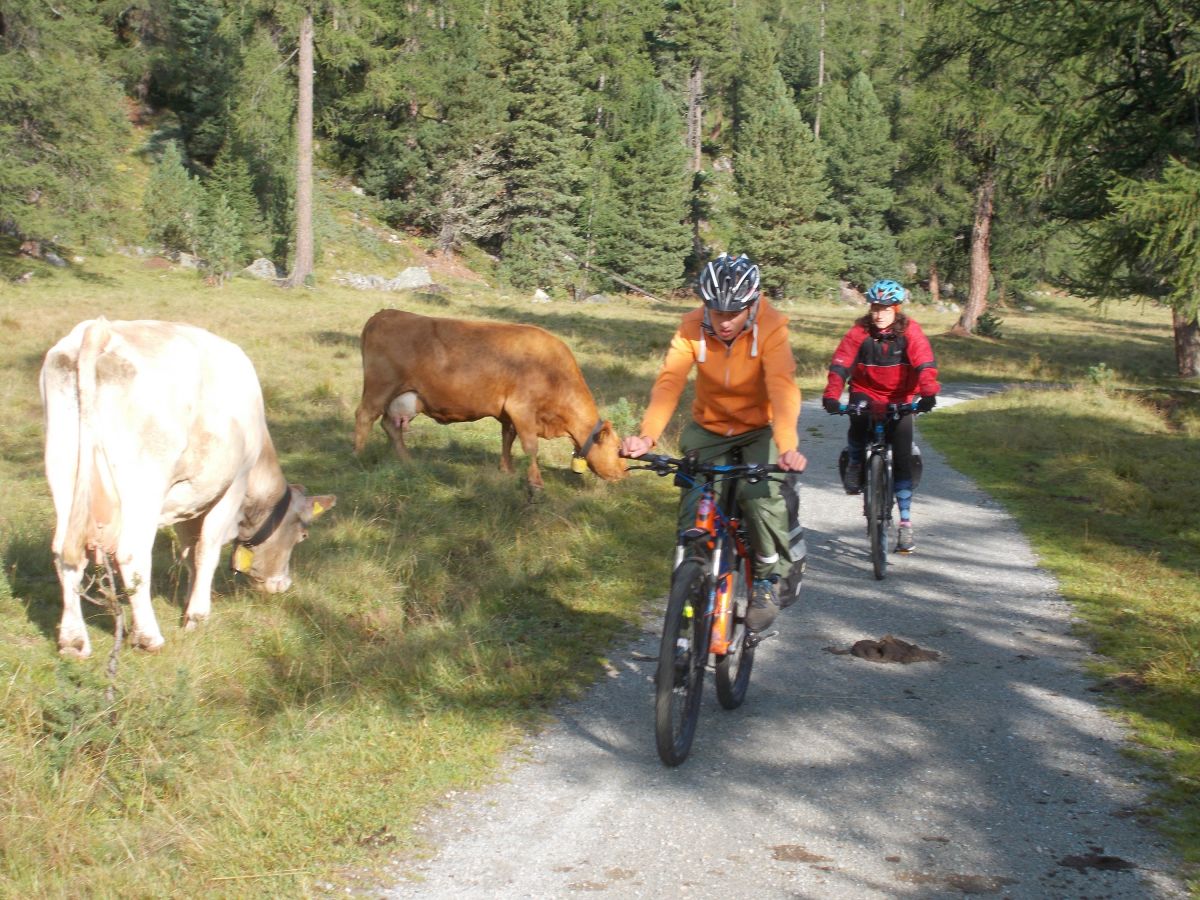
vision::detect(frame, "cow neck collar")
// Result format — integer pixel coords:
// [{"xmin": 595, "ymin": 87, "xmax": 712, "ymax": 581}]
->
[
  {"xmin": 239, "ymin": 488, "xmax": 292, "ymax": 548},
  {"xmin": 573, "ymin": 419, "xmax": 605, "ymax": 460}
]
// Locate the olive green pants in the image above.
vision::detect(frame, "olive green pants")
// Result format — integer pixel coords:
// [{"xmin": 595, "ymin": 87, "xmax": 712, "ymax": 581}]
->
[{"xmin": 677, "ymin": 421, "xmax": 793, "ymax": 580}]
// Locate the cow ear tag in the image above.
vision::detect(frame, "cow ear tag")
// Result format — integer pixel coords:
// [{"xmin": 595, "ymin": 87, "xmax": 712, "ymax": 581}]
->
[
  {"xmin": 312, "ymin": 500, "xmax": 327, "ymax": 517},
  {"xmin": 232, "ymin": 545, "xmax": 254, "ymax": 573},
  {"xmin": 571, "ymin": 456, "xmax": 588, "ymax": 475}
]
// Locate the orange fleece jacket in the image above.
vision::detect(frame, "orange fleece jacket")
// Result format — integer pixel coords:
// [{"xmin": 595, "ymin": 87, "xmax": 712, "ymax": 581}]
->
[{"xmin": 639, "ymin": 301, "xmax": 801, "ymax": 454}]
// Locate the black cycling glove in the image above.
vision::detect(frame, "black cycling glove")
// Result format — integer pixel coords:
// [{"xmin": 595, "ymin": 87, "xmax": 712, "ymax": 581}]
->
[
  {"xmin": 822, "ymin": 397, "xmax": 841, "ymax": 415},
  {"xmin": 916, "ymin": 394, "xmax": 937, "ymax": 413}
]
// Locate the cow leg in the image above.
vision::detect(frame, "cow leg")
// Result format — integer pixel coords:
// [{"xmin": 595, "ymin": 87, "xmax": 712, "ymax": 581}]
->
[
  {"xmin": 113, "ymin": 528, "xmax": 165, "ymax": 652},
  {"xmin": 500, "ymin": 419, "xmax": 517, "ymax": 474},
  {"xmin": 173, "ymin": 517, "xmax": 204, "ymax": 627},
  {"xmin": 353, "ymin": 396, "xmax": 383, "ymax": 455},
  {"xmin": 379, "ymin": 415, "xmax": 411, "ymax": 460},
  {"xmin": 179, "ymin": 485, "xmax": 243, "ymax": 630},
  {"xmin": 53, "ymin": 557, "xmax": 91, "ymax": 659},
  {"xmin": 505, "ymin": 411, "xmax": 542, "ymax": 490}
]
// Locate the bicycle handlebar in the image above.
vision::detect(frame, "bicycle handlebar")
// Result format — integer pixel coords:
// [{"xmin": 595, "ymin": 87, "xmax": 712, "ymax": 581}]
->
[
  {"xmin": 836, "ymin": 398, "xmax": 922, "ymax": 418},
  {"xmin": 620, "ymin": 452, "xmax": 791, "ymax": 482}
]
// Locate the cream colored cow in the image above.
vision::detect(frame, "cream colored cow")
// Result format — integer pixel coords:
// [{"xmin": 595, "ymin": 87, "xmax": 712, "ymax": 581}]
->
[{"xmin": 40, "ymin": 318, "xmax": 335, "ymax": 658}]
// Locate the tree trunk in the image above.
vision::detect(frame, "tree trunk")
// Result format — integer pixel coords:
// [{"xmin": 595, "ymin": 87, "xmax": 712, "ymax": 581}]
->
[
  {"xmin": 285, "ymin": 12, "xmax": 315, "ymax": 289},
  {"xmin": 687, "ymin": 61, "xmax": 704, "ymax": 261},
  {"xmin": 929, "ymin": 262, "xmax": 940, "ymax": 305},
  {"xmin": 951, "ymin": 168, "xmax": 995, "ymax": 335},
  {"xmin": 814, "ymin": 1, "xmax": 826, "ymax": 139},
  {"xmin": 1172, "ymin": 307, "xmax": 1200, "ymax": 378}
]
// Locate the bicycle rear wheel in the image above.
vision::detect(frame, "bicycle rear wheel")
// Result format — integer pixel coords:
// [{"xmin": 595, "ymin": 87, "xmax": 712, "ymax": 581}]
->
[
  {"xmin": 714, "ymin": 558, "xmax": 754, "ymax": 710},
  {"xmin": 655, "ymin": 558, "xmax": 709, "ymax": 766},
  {"xmin": 868, "ymin": 453, "xmax": 889, "ymax": 580}
]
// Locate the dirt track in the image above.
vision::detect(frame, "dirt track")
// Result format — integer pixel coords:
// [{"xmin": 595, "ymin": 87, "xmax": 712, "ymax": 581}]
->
[{"xmin": 374, "ymin": 386, "xmax": 1186, "ymax": 899}]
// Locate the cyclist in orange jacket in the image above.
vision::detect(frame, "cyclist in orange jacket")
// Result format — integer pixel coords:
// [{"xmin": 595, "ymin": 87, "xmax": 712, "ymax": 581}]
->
[
  {"xmin": 822, "ymin": 279, "xmax": 940, "ymax": 552},
  {"xmin": 621, "ymin": 253, "xmax": 806, "ymax": 632}
]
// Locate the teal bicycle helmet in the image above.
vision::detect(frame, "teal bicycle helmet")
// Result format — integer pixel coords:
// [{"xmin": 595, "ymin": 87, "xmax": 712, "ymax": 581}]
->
[{"xmin": 866, "ymin": 279, "xmax": 906, "ymax": 306}]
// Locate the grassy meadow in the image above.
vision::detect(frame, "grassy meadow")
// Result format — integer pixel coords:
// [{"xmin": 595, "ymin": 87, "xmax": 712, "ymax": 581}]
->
[{"xmin": 1, "ymin": 234, "xmax": 1197, "ymax": 894}]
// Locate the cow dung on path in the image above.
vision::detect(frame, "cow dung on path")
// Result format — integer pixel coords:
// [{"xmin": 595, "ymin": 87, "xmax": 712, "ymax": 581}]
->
[{"xmin": 825, "ymin": 634, "xmax": 940, "ymax": 663}]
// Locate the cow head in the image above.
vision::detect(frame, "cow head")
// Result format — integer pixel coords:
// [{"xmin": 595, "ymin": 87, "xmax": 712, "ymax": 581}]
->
[
  {"xmin": 583, "ymin": 421, "xmax": 627, "ymax": 481},
  {"xmin": 231, "ymin": 485, "xmax": 337, "ymax": 593}
]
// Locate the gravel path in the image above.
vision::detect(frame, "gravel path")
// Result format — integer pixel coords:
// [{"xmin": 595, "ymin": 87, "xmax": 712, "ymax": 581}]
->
[{"xmin": 377, "ymin": 386, "xmax": 1186, "ymax": 899}]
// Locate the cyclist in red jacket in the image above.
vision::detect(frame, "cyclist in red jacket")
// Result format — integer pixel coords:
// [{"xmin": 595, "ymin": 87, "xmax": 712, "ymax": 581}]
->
[{"xmin": 821, "ymin": 279, "xmax": 940, "ymax": 552}]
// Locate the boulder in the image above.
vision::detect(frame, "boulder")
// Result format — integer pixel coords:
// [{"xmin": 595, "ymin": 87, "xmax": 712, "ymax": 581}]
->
[{"xmin": 244, "ymin": 258, "xmax": 281, "ymax": 280}]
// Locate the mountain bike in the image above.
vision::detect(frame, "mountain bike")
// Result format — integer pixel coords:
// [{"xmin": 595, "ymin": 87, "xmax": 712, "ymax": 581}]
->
[
  {"xmin": 625, "ymin": 450, "xmax": 798, "ymax": 766},
  {"xmin": 838, "ymin": 399, "xmax": 921, "ymax": 580}
]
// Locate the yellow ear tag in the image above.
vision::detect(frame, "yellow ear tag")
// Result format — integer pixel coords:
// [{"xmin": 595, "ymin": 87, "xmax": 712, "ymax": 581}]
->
[
  {"xmin": 312, "ymin": 500, "xmax": 326, "ymax": 517},
  {"xmin": 232, "ymin": 545, "xmax": 254, "ymax": 573},
  {"xmin": 571, "ymin": 456, "xmax": 588, "ymax": 475}
]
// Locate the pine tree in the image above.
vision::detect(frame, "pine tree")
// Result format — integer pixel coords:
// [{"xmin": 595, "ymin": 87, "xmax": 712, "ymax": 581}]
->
[
  {"xmin": 590, "ymin": 79, "xmax": 691, "ymax": 294},
  {"xmin": 144, "ymin": 141, "xmax": 205, "ymax": 254},
  {"xmin": 495, "ymin": 0, "xmax": 586, "ymax": 292},
  {"xmin": 822, "ymin": 72, "xmax": 900, "ymax": 287},
  {"xmin": 0, "ymin": 0, "xmax": 130, "ymax": 244},
  {"xmin": 733, "ymin": 60, "xmax": 842, "ymax": 298}
]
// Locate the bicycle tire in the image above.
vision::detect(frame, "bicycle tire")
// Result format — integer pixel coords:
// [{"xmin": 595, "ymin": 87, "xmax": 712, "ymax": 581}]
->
[
  {"xmin": 655, "ymin": 558, "xmax": 709, "ymax": 766},
  {"xmin": 868, "ymin": 453, "xmax": 889, "ymax": 580},
  {"xmin": 714, "ymin": 556, "xmax": 754, "ymax": 710}
]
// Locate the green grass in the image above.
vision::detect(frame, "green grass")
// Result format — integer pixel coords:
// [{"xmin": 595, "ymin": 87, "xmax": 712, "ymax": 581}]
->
[
  {"xmin": 1, "ymin": 231, "xmax": 1195, "ymax": 893},
  {"xmin": 0, "ymin": 253, "xmax": 689, "ymax": 896}
]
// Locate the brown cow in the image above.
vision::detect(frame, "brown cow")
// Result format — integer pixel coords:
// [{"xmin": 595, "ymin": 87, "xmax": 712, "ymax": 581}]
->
[{"xmin": 353, "ymin": 309, "xmax": 626, "ymax": 489}]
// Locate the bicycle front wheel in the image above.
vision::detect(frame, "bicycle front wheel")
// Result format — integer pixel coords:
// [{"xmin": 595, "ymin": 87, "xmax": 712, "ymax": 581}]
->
[
  {"xmin": 868, "ymin": 453, "xmax": 889, "ymax": 580},
  {"xmin": 655, "ymin": 558, "xmax": 709, "ymax": 766},
  {"xmin": 715, "ymin": 559, "xmax": 755, "ymax": 709}
]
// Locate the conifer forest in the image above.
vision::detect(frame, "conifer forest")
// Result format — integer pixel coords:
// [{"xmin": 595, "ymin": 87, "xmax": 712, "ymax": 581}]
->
[{"xmin": 2, "ymin": 0, "xmax": 1199, "ymax": 374}]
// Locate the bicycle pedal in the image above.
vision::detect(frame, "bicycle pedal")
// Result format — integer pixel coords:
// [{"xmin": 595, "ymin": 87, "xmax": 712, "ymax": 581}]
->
[{"xmin": 745, "ymin": 629, "xmax": 779, "ymax": 648}]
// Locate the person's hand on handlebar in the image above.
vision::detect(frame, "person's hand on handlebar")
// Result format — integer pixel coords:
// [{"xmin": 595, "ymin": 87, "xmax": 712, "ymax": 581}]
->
[
  {"xmin": 821, "ymin": 397, "xmax": 840, "ymax": 415},
  {"xmin": 619, "ymin": 434, "xmax": 654, "ymax": 458},
  {"xmin": 916, "ymin": 394, "xmax": 937, "ymax": 413},
  {"xmin": 778, "ymin": 448, "xmax": 807, "ymax": 472}
]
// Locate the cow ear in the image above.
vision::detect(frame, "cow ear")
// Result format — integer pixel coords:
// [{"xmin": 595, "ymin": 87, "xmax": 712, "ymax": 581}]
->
[
  {"xmin": 290, "ymin": 482, "xmax": 308, "ymax": 494},
  {"xmin": 310, "ymin": 494, "xmax": 337, "ymax": 519}
]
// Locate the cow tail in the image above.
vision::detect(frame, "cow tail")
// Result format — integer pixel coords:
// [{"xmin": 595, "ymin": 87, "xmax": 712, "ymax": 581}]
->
[{"xmin": 62, "ymin": 319, "xmax": 119, "ymax": 567}]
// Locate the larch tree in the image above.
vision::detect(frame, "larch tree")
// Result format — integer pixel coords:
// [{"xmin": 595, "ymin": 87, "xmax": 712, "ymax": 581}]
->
[{"xmin": 976, "ymin": 0, "xmax": 1200, "ymax": 376}]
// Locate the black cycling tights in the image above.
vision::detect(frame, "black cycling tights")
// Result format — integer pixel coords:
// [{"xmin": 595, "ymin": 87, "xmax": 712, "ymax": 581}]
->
[{"xmin": 845, "ymin": 393, "xmax": 915, "ymax": 483}]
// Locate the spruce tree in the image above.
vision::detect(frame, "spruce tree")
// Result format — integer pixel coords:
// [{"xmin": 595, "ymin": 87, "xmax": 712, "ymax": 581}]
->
[
  {"xmin": 144, "ymin": 141, "xmax": 205, "ymax": 255},
  {"xmin": 495, "ymin": 0, "xmax": 586, "ymax": 293},
  {"xmin": 822, "ymin": 72, "xmax": 900, "ymax": 287},
  {"xmin": 209, "ymin": 143, "xmax": 270, "ymax": 261},
  {"xmin": 733, "ymin": 61, "xmax": 842, "ymax": 298},
  {"xmin": 227, "ymin": 25, "xmax": 296, "ymax": 262},
  {"xmin": 199, "ymin": 191, "xmax": 243, "ymax": 283},
  {"xmin": 590, "ymin": 79, "xmax": 691, "ymax": 294}
]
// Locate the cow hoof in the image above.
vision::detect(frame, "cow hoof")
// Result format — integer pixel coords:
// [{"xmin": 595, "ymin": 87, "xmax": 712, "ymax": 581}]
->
[
  {"xmin": 130, "ymin": 631, "xmax": 165, "ymax": 652},
  {"xmin": 183, "ymin": 614, "xmax": 209, "ymax": 632},
  {"xmin": 58, "ymin": 640, "xmax": 92, "ymax": 660}
]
